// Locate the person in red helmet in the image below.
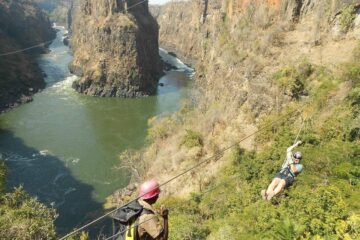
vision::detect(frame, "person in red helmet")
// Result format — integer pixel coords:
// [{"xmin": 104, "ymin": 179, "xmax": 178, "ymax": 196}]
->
[
  {"xmin": 137, "ymin": 180, "xmax": 168, "ymax": 240},
  {"xmin": 261, "ymin": 141, "xmax": 303, "ymax": 201}
]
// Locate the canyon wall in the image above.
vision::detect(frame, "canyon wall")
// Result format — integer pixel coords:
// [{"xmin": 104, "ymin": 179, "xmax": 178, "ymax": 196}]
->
[
  {"xmin": 153, "ymin": 0, "xmax": 360, "ymax": 116},
  {"xmin": 70, "ymin": 0, "xmax": 162, "ymax": 97},
  {"xmin": 0, "ymin": 0, "xmax": 56, "ymax": 112}
]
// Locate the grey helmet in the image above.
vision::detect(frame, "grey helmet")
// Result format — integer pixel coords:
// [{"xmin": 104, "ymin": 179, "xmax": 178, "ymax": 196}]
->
[{"xmin": 293, "ymin": 152, "xmax": 302, "ymax": 160}]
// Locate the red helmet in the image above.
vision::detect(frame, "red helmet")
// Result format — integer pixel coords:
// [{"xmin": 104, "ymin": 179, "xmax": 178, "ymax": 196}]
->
[{"xmin": 139, "ymin": 180, "xmax": 160, "ymax": 200}]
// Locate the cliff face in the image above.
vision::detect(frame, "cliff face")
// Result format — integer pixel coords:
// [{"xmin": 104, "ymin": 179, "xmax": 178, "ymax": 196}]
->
[
  {"xmin": 32, "ymin": 0, "xmax": 74, "ymax": 27},
  {"xmin": 0, "ymin": 0, "xmax": 55, "ymax": 49},
  {"xmin": 113, "ymin": 0, "xmax": 360, "ymax": 209},
  {"xmin": 70, "ymin": 0, "xmax": 161, "ymax": 97},
  {"xmin": 156, "ymin": 0, "xmax": 358, "ymax": 58},
  {"xmin": 154, "ymin": 0, "xmax": 360, "ymax": 116},
  {"xmin": 109, "ymin": 1, "xmax": 360, "ymax": 230},
  {"xmin": 0, "ymin": 0, "xmax": 55, "ymax": 112}
]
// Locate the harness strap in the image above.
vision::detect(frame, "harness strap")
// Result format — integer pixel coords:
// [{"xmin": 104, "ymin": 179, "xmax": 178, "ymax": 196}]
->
[{"xmin": 280, "ymin": 166, "xmax": 296, "ymax": 178}]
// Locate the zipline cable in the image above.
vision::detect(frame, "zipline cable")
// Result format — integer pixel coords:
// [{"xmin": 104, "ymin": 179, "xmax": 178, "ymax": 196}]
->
[
  {"xmin": 293, "ymin": 116, "xmax": 306, "ymax": 145},
  {"xmin": 103, "ymin": 173, "xmax": 243, "ymax": 240},
  {"xmin": 0, "ymin": 40, "xmax": 54, "ymax": 57},
  {"xmin": 0, "ymin": 0, "xmax": 148, "ymax": 57},
  {"xmin": 59, "ymin": 106, "xmax": 305, "ymax": 240},
  {"xmin": 126, "ymin": 0, "xmax": 149, "ymax": 10}
]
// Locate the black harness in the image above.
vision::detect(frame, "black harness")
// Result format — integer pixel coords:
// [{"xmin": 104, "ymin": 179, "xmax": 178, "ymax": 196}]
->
[{"xmin": 279, "ymin": 165, "xmax": 296, "ymax": 178}]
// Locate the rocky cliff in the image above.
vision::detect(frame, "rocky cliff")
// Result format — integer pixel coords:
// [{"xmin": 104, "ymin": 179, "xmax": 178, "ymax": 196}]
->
[
  {"xmin": 32, "ymin": 0, "xmax": 74, "ymax": 27},
  {"xmin": 121, "ymin": 0, "xmax": 360, "ymax": 197},
  {"xmin": 154, "ymin": 0, "xmax": 360, "ymax": 116},
  {"xmin": 70, "ymin": 0, "xmax": 161, "ymax": 97},
  {"xmin": 108, "ymin": 3, "xmax": 360, "ymax": 238},
  {"xmin": 0, "ymin": 0, "xmax": 56, "ymax": 112}
]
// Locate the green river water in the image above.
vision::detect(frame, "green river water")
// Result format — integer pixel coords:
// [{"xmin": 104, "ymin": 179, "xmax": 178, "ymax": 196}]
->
[{"xmin": 0, "ymin": 27, "xmax": 192, "ymax": 233}]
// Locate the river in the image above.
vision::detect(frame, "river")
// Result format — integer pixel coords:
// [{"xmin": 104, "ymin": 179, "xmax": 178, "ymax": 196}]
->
[{"xmin": 0, "ymin": 27, "xmax": 192, "ymax": 234}]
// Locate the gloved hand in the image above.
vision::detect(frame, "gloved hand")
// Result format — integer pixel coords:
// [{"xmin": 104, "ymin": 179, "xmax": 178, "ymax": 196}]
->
[{"xmin": 296, "ymin": 140, "xmax": 302, "ymax": 146}]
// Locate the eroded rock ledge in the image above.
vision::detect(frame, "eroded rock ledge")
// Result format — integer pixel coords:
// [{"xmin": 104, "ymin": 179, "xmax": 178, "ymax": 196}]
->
[{"xmin": 70, "ymin": 0, "xmax": 161, "ymax": 97}]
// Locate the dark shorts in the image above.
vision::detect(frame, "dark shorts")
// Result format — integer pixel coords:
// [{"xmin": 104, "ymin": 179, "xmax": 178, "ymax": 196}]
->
[{"xmin": 275, "ymin": 171, "xmax": 295, "ymax": 187}]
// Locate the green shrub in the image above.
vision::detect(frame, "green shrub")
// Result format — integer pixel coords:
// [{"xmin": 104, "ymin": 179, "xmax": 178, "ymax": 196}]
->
[
  {"xmin": 0, "ymin": 186, "xmax": 57, "ymax": 239},
  {"xmin": 147, "ymin": 116, "xmax": 177, "ymax": 142},
  {"xmin": 231, "ymin": 146, "xmax": 246, "ymax": 164},
  {"xmin": 286, "ymin": 186, "xmax": 347, "ymax": 237},
  {"xmin": 339, "ymin": 5, "xmax": 356, "ymax": 33},
  {"xmin": 310, "ymin": 71, "xmax": 339, "ymax": 108},
  {"xmin": 348, "ymin": 127, "xmax": 360, "ymax": 141},
  {"xmin": 333, "ymin": 162, "xmax": 353, "ymax": 180},
  {"xmin": 162, "ymin": 196, "xmax": 210, "ymax": 240},
  {"xmin": 169, "ymin": 213, "xmax": 210, "ymax": 240},
  {"xmin": 349, "ymin": 87, "xmax": 360, "ymax": 104},
  {"xmin": 343, "ymin": 63, "xmax": 360, "ymax": 85},
  {"xmin": 166, "ymin": 91, "xmax": 359, "ymax": 239},
  {"xmin": 180, "ymin": 129, "xmax": 203, "ymax": 148},
  {"xmin": 0, "ymin": 160, "xmax": 6, "ymax": 193},
  {"xmin": 273, "ymin": 65, "xmax": 309, "ymax": 100},
  {"xmin": 271, "ymin": 218, "xmax": 300, "ymax": 240},
  {"xmin": 348, "ymin": 87, "xmax": 360, "ymax": 117}
]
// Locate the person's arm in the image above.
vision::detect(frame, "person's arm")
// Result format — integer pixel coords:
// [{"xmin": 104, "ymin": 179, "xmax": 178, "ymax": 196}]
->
[
  {"xmin": 161, "ymin": 206, "xmax": 169, "ymax": 240},
  {"xmin": 285, "ymin": 141, "xmax": 302, "ymax": 165},
  {"xmin": 160, "ymin": 205, "xmax": 168, "ymax": 240},
  {"xmin": 155, "ymin": 205, "xmax": 168, "ymax": 240}
]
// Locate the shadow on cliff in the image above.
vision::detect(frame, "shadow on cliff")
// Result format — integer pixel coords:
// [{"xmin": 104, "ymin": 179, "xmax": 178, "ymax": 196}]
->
[{"xmin": 0, "ymin": 129, "xmax": 109, "ymax": 236}]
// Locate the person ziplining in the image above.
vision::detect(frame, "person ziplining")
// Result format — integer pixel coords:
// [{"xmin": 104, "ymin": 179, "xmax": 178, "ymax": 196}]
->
[{"xmin": 261, "ymin": 140, "xmax": 303, "ymax": 201}]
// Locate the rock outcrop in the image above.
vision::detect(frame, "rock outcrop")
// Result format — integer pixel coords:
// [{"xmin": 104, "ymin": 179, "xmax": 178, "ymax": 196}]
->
[
  {"xmin": 0, "ymin": 0, "xmax": 56, "ymax": 112},
  {"xmin": 70, "ymin": 0, "xmax": 161, "ymax": 97}
]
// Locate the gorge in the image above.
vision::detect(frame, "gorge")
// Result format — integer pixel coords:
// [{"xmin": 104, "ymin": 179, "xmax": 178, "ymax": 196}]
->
[{"xmin": 0, "ymin": 0, "xmax": 359, "ymax": 239}]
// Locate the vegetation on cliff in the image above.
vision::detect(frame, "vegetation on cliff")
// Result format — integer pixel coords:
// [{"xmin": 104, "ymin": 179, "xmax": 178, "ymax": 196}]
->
[
  {"xmin": 111, "ymin": 1, "xmax": 360, "ymax": 239},
  {"xmin": 0, "ymin": 158, "xmax": 57, "ymax": 239},
  {"xmin": 160, "ymin": 57, "xmax": 360, "ymax": 239}
]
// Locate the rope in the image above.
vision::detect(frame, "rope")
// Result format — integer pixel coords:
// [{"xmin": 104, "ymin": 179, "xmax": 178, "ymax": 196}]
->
[
  {"xmin": 59, "ymin": 106, "xmax": 303, "ymax": 240},
  {"xmin": 293, "ymin": 116, "xmax": 306, "ymax": 145},
  {"xmin": 0, "ymin": 40, "xmax": 54, "ymax": 57},
  {"xmin": 103, "ymin": 173, "xmax": 243, "ymax": 240},
  {"xmin": 0, "ymin": 0, "xmax": 148, "ymax": 57},
  {"xmin": 280, "ymin": 116, "xmax": 306, "ymax": 168},
  {"xmin": 126, "ymin": 0, "xmax": 148, "ymax": 11}
]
